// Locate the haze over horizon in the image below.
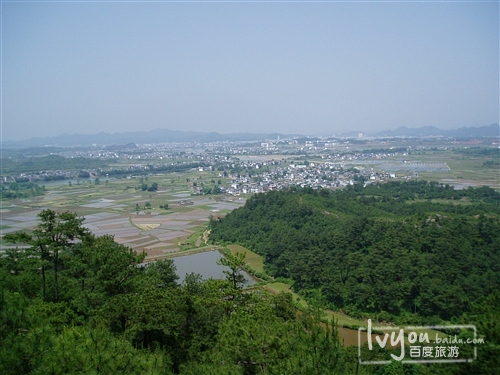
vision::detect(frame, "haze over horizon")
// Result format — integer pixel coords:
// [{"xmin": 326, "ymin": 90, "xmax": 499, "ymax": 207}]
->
[{"xmin": 2, "ymin": 1, "xmax": 498, "ymax": 142}]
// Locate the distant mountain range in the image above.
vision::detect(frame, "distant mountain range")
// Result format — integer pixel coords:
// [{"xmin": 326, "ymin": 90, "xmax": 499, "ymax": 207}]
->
[
  {"xmin": 2, "ymin": 124, "xmax": 498, "ymax": 148},
  {"xmin": 1, "ymin": 129, "xmax": 292, "ymax": 148},
  {"xmin": 371, "ymin": 123, "xmax": 499, "ymax": 138}
]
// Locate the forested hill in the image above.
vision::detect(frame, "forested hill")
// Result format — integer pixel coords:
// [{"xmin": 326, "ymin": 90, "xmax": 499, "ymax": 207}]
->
[{"xmin": 209, "ymin": 181, "xmax": 500, "ymax": 322}]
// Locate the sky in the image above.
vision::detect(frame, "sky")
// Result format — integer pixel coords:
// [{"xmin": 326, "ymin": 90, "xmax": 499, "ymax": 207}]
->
[{"xmin": 2, "ymin": 1, "xmax": 499, "ymax": 141}]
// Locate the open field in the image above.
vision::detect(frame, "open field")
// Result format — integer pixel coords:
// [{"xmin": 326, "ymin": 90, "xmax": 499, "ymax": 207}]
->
[
  {"xmin": 338, "ymin": 149, "xmax": 499, "ymax": 189},
  {"xmin": 381, "ymin": 151, "xmax": 499, "ymax": 188},
  {"xmin": 2, "ymin": 147, "xmax": 497, "ymax": 254},
  {"xmin": 264, "ymin": 281, "xmax": 367, "ymax": 328},
  {"xmin": 0, "ymin": 175, "xmax": 245, "ymax": 260}
]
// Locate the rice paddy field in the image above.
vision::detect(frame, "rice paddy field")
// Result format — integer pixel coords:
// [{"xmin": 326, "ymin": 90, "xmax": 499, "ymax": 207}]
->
[
  {"xmin": 343, "ymin": 149, "xmax": 499, "ymax": 189},
  {"xmin": 1, "ymin": 146, "xmax": 498, "ymax": 253},
  {"xmin": 0, "ymin": 174, "xmax": 246, "ymax": 259},
  {"xmin": 396, "ymin": 151, "xmax": 499, "ymax": 187}
]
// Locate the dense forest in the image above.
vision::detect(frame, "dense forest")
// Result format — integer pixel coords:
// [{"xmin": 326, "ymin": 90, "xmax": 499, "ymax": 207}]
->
[
  {"xmin": 209, "ymin": 181, "xmax": 500, "ymax": 372},
  {"xmin": 210, "ymin": 181, "xmax": 499, "ymax": 322}
]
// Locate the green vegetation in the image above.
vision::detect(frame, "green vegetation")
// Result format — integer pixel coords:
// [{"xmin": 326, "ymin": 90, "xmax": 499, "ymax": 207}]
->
[
  {"xmin": 5, "ymin": 208, "xmax": 483, "ymax": 374},
  {"xmin": 209, "ymin": 181, "xmax": 500, "ymax": 372},
  {"xmin": 178, "ymin": 228, "xmax": 209, "ymax": 252},
  {"xmin": 454, "ymin": 147, "xmax": 499, "ymax": 158},
  {"xmin": 140, "ymin": 181, "xmax": 159, "ymax": 192},
  {"xmin": 0, "ymin": 182, "xmax": 45, "ymax": 199},
  {"xmin": 228, "ymin": 244, "xmax": 265, "ymax": 274},
  {"xmin": 210, "ymin": 181, "xmax": 500, "ymax": 322},
  {"xmin": 105, "ymin": 162, "xmax": 206, "ymax": 177},
  {"xmin": 2, "ymin": 209, "xmax": 380, "ymax": 375},
  {"xmin": 1, "ymin": 155, "xmax": 105, "ymax": 174}
]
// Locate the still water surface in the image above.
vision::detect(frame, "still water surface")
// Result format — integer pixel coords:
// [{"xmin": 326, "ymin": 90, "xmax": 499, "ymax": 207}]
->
[{"xmin": 172, "ymin": 250, "xmax": 255, "ymax": 286}]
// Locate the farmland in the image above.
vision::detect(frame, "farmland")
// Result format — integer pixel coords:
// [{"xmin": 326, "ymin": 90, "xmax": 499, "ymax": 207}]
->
[
  {"xmin": 0, "ymin": 174, "xmax": 245, "ymax": 259},
  {"xmin": 1, "ymin": 139, "xmax": 498, "ymax": 256}
]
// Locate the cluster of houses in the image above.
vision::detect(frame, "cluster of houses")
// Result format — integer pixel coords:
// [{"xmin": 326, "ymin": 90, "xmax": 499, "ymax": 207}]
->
[
  {"xmin": 3, "ymin": 140, "xmax": 409, "ymax": 192},
  {"xmin": 203, "ymin": 161, "xmax": 399, "ymax": 196}
]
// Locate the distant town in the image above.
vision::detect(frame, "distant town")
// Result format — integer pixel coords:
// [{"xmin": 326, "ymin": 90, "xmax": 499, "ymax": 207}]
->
[{"xmin": 2, "ymin": 132, "xmax": 498, "ymax": 197}]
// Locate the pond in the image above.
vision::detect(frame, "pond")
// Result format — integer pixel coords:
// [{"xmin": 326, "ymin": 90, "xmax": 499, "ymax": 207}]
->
[{"xmin": 171, "ymin": 250, "xmax": 256, "ymax": 286}]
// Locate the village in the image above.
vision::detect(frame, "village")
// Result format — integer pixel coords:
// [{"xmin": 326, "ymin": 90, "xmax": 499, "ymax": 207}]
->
[{"xmin": 1, "ymin": 138, "xmax": 419, "ymax": 195}]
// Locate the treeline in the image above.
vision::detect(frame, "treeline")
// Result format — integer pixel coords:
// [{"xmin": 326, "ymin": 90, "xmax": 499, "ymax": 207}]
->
[
  {"xmin": 0, "ymin": 182, "xmax": 45, "ymax": 199},
  {"xmin": 2, "ymin": 154, "xmax": 206, "ymax": 177},
  {"xmin": 103, "ymin": 162, "xmax": 207, "ymax": 177},
  {"xmin": 209, "ymin": 181, "xmax": 500, "ymax": 322},
  {"xmin": 483, "ymin": 160, "xmax": 500, "ymax": 168},
  {"xmin": 1, "ymin": 155, "xmax": 105, "ymax": 174},
  {"xmin": 360, "ymin": 180, "xmax": 500, "ymax": 205},
  {"xmin": 454, "ymin": 147, "xmax": 499, "ymax": 158}
]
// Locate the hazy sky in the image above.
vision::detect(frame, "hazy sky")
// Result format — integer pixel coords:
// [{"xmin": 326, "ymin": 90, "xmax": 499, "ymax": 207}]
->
[{"xmin": 2, "ymin": 1, "xmax": 498, "ymax": 141}]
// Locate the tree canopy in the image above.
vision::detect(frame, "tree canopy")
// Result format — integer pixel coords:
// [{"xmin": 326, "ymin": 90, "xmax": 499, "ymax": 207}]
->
[
  {"xmin": 2, "ymin": 196, "xmax": 498, "ymax": 374},
  {"xmin": 209, "ymin": 181, "xmax": 500, "ymax": 323}
]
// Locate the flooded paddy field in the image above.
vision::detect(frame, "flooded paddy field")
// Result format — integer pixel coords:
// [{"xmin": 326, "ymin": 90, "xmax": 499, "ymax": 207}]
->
[
  {"xmin": 379, "ymin": 161, "xmax": 450, "ymax": 173},
  {"xmin": 341, "ymin": 150, "xmax": 499, "ymax": 189},
  {"xmin": 0, "ymin": 177, "xmax": 246, "ymax": 258}
]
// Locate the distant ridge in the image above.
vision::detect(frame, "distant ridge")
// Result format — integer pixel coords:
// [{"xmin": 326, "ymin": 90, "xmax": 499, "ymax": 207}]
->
[
  {"xmin": 3, "ymin": 124, "xmax": 498, "ymax": 148},
  {"xmin": 372, "ymin": 123, "xmax": 499, "ymax": 138},
  {"xmin": 1, "ymin": 128, "xmax": 297, "ymax": 148}
]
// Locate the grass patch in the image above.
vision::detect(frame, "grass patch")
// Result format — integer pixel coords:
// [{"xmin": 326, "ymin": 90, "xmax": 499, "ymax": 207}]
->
[
  {"xmin": 265, "ymin": 283, "xmax": 363, "ymax": 326},
  {"xmin": 159, "ymin": 246, "xmax": 224, "ymax": 259},
  {"xmin": 265, "ymin": 282, "xmax": 290, "ymax": 293},
  {"xmin": 323, "ymin": 310, "xmax": 365, "ymax": 328},
  {"xmin": 264, "ymin": 282, "xmax": 308, "ymax": 309},
  {"xmin": 263, "ymin": 283, "xmax": 448, "ymax": 339},
  {"xmin": 178, "ymin": 226, "xmax": 208, "ymax": 251},
  {"xmin": 172, "ymin": 206, "xmax": 197, "ymax": 213},
  {"xmin": 227, "ymin": 244, "xmax": 265, "ymax": 273},
  {"xmin": 194, "ymin": 205, "xmax": 215, "ymax": 210},
  {"xmin": 134, "ymin": 223, "xmax": 161, "ymax": 231}
]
